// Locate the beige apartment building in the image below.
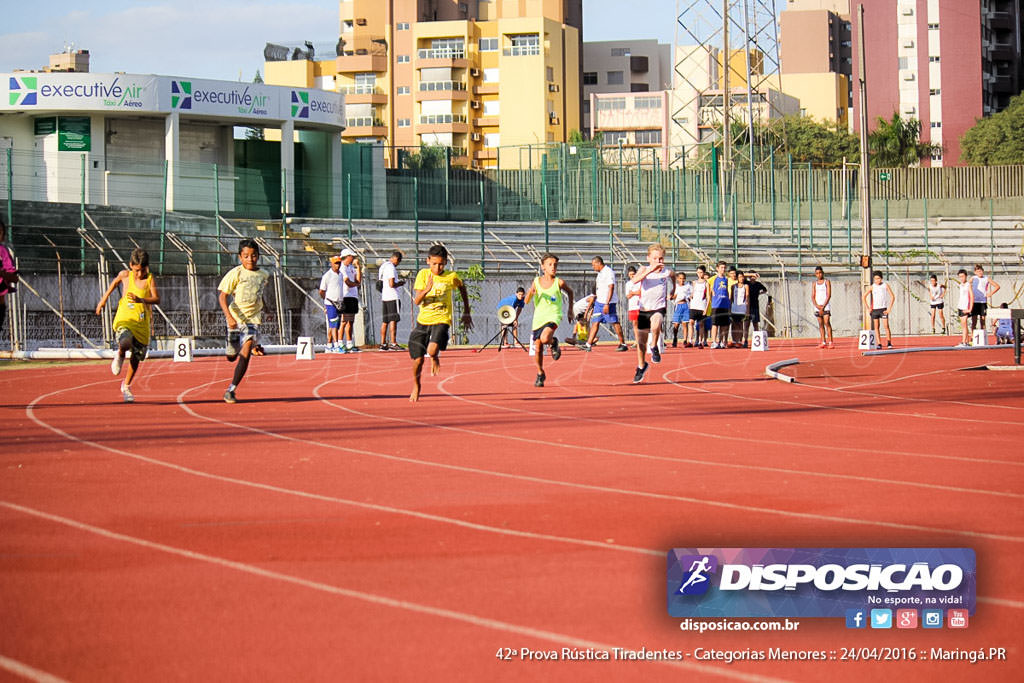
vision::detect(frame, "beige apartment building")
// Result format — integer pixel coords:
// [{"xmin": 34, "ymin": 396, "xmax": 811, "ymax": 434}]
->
[
  {"xmin": 779, "ymin": 0, "xmax": 853, "ymax": 126},
  {"xmin": 265, "ymin": 0, "xmax": 582, "ymax": 169},
  {"xmin": 581, "ymin": 40, "xmax": 671, "ymax": 137}
]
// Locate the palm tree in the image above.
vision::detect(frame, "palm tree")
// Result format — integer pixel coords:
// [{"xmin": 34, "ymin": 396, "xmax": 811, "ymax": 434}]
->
[{"xmin": 868, "ymin": 113, "xmax": 941, "ymax": 167}]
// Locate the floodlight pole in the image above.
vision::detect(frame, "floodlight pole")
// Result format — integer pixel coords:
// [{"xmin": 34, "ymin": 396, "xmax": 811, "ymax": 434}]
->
[{"xmin": 856, "ymin": 3, "xmax": 873, "ymax": 308}]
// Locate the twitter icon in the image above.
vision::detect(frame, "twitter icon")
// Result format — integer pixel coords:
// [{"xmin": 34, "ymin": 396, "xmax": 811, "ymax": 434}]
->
[{"xmin": 870, "ymin": 609, "xmax": 893, "ymax": 629}]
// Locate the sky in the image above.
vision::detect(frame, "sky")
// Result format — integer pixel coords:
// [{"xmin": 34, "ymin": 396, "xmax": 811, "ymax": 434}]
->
[{"xmin": 0, "ymin": 0, "xmax": 680, "ymax": 82}]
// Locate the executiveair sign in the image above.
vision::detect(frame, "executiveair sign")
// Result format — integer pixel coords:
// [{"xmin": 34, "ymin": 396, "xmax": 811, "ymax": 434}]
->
[{"xmin": 1, "ymin": 73, "xmax": 343, "ymax": 126}]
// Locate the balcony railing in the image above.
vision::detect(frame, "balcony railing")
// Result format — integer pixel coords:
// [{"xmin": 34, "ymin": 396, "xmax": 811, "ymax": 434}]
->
[
  {"xmin": 346, "ymin": 117, "xmax": 385, "ymax": 127},
  {"xmin": 418, "ymin": 80, "xmax": 467, "ymax": 92},
  {"xmin": 419, "ymin": 114, "xmax": 467, "ymax": 125},
  {"xmin": 503, "ymin": 45, "xmax": 541, "ymax": 56},
  {"xmin": 417, "ymin": 48, "xmax": 466, "ymax": 60},
  {"xmin": 338, "ymin": 84, "xmax": 382, "ymax": 95}
]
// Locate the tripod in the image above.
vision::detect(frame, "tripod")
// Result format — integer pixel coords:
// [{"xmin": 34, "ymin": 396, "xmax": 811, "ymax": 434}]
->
[{"xmin": 478, "ymin": 323, "xmax": 529, "ymax": 353}]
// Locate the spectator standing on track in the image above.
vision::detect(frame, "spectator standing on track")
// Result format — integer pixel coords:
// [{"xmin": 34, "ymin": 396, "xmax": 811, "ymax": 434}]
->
[
  {"xmin": 219, "ymin": 239, "xmax": 270, "ymax": 404},
  {"xmin": 629, "ymin": 244, "xmax": 674, "ymax": 383},
  {"xmin": 583, "ymin": 256, "xmax": 627, "ymax": 352},
  {"xmin": 318, "ymin": 255, "xmax": 344, "ymax": 353},
  {"xmin": 378, "ymin": 250, "xmax": 405, "ymax": 351},
  {"xmin": 495, "ymin": 286, "xmax": 527, "ymax": 349},
  {"xmin": 925, "ymin": 274, "xmax": 947, "ymax": 334},
  {"xmin": 624, "ymin": 265, "xmax": 640, "ymax": 347},
  {"xmin": 524, "ymin": 253, "xmax": 574, "ymax": 388},
  {"xmin": 0, "ymin": 217, "xmax": 17, "ymax": 337},
  {"xmin": 863, "ymin": 271, "xmax": 896, "ymax": 349},
  {"xmin": 95, "ymin": 248, "xmax": 159, "ymax": 403},
  {"xmin": 409, "ymin": 244, "xmax": 472, "ymax": 402},
  {"xmin": 812, "ymin": 266, "xmax": 834, "ymax": 349},
  {"xmin": 689, "ymin": 265, "xmax": 710, "ymax": 348},
  {"xmin": 709, "ymin": 261, "xmax": 731, "ymax": 349},
  {"xmin": 955, "ymin": 269, "xmax": 974, "ymax": 347},
  {"xmin": 729, "ymin": 271, "xmax": 750, "ymax": 348},
  {"xmin": 745, "ymin": 270, "xmax": 767, "ymax": 334},
  {"xmin": 970, "ymin": 264, "xmax": 1000, "ymax": 333},
  {"xmin": 670, "ymin": 272, "xmax": 692, "ymax": 348},
  {"xmin": 339, "ymin": 248, "xmax": 362, "ymax": 353}
]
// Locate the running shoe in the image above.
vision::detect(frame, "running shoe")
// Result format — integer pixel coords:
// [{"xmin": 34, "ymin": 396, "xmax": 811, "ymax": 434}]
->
[
  {"xmin": 388, "ymin": 343, "xmax": 405, "ymax": 351},
  {"xmin": 827, "ymin": 342, "xmax": 835, "ymax": 349},
  {"xmin": 223, "ymin": 389, "xmax": 237, "ymax": 404},
  {"xmin": 379, "ymin": 344, "xmax": 389, "ymax": 352},
  {"xmin": 111, "ymin": 353, "xmax": 123, "ymax": 376},
  {"xmin": 819, "ymin": 341, "xmax": 827, "ymax": 348},
  {"xmin": 121, "ymin": 385, "xmax": 134, "ymax": 403},
  {"xmin": 534, "ymin": 372, "xmax": 546, "ymax": 387},
  {"xmin": 651, "ymin": 346, "xmax": 661, "ymax": 363},
  {"xmin": 886, "ymin": 341, "xmax": 894, "ymax": 348},
  {"xmin": 684, "ymin": 342, "xmax": 693, "ymax": 348},
  {"xmin": 581, "ymin": 343, "xmax": 593, "ymax": 352},
  {"xmin": 632, "ymin": 363, "xmax": 649, "ymax": 384},
  {"xmin": 616, "ymin": 344, "xmax": 629, "ymax": 352},
  {"xmin": 551, "ymin": 338, "xmax": 561, "ymax": 360},
  {"xmin": 348, "ymin": 346, "xmax": 361, "ymax": 353}
]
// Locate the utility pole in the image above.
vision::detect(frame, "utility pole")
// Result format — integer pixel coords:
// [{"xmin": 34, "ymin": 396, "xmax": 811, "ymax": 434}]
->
[
  {"xmin": 856, "ymin": 3, "xmax": 872, "ymax": 313},
  {"xmin": 721, "ymin": 0, "xmax": 732, "ymax": 219}
]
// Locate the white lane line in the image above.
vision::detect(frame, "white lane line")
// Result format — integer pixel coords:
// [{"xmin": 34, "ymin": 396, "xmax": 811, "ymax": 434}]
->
[
  {"xmin": 311, "ymin": 375, "xmax": 1023, "ymax": 500},
  {"xmin": 0, "ymin": 655, "xmax": 68, "ymax": 683},
  {"xmin": 0, "ymin": 501, "xmax": 786, "ymax": 683}
]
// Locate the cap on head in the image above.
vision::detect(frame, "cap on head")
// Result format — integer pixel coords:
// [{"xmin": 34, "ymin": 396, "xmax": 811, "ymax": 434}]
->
[{"xmin": 340, "ymin": 248, "xmax": 356, "ymax": 259}]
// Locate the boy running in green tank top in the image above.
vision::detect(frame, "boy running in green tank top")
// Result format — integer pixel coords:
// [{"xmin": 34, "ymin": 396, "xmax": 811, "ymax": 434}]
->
[{"xmin": 523, "ymin": 253, "xmax": 574, "ymax": 387}]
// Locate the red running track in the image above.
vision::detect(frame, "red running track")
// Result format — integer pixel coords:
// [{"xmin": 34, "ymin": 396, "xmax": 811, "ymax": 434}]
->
[{"xmin": 1, "ymin": 337, "xmax": 1022, "ymax": 682}]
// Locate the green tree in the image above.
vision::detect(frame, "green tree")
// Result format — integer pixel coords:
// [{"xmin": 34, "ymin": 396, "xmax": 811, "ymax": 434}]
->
[
  {"xmin": 960, "ymin": 94, "xmax": 1024, "ymax": 165},
  {"xmin": 401, "ymin": 144, "xmax": 448, "ymax": 171},
  {"xmin": 764, "ymin": 116, "xmax": 859, "ymax": 168},
  {"xmin": 868, "ymin": 113, "xmax": 941, "ymax": 167}
]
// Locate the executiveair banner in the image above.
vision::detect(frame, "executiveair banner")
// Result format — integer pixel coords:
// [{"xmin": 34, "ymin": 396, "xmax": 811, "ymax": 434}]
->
[{"xmin": 2, "ymin": 73, "xmax": 343, "ymax": 126}]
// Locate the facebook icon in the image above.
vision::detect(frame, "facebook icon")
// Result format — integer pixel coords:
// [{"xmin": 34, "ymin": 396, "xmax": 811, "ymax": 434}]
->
[{"xmin": 845, "ymin": 609, "xmax": 867, "ymax": 629}]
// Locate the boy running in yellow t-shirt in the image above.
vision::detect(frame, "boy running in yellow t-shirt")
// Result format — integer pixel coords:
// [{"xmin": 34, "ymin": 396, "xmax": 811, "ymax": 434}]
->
[
  {"xmin": 523, "ymin": 253, "xmax": 574, "ymax": 387},
  {"xmin": 409, "ymin": 244, "xmax": 472, "ymax": 402},
  {"xmin": 218, "ymin": 239, "xmax": 271, "ymax": 403},
  {"xmin": 95, "ymin": 248, "xmax": 160, "ymax": 403}
]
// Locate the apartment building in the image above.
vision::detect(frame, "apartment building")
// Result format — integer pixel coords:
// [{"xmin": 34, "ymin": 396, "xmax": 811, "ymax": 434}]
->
[
  {"xmin": 265, "ymin": 0, "xmax": 582, "ymax": 169},
  {"xmin": 779, "ymin": 0, "xmax": 852, "ymax": 126},
  {"xmin": 581, "ymin": 40, "xmax": 671, "ymax": 137},
  {"xmin": 590, "ymin": 91, "xmax": 671, "ymax": 168}
]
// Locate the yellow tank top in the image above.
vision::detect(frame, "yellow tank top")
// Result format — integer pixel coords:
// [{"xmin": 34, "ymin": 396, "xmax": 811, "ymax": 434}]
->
[
  {"xmin": 112, "ymin": 272, "xmax": 153, "ymax": 345},
  {"xmin": 531, "ymin": 276, "xmax": 563, "ymax": 330}
]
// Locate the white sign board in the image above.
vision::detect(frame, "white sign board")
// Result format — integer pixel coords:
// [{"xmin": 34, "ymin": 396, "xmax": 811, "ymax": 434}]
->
[
  {"xmin": 173, "ymin": 337, "xmax": 193, "ymax": 362},
  {"xmin": 858, "ymin": 329, "xmax": 878, "ymax": 350}
]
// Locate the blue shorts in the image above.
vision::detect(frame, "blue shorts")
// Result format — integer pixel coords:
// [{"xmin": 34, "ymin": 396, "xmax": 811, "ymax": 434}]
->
[
  {"xmin": 591, "ymin": 302, "xmax": 619, "ymax": 324},
  {"xmin": 671, "ymin": 303, "xmax": 690, "ymax": 324},
  {"xmin": 325, "ymin": 303, "xmax": 341, "ymax": 330}
]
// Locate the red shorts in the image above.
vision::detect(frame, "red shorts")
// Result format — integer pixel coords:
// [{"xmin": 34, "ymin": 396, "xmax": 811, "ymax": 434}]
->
[{"xmin": 628, "ymin": 309, "xmax": 639, "ymax": 322}]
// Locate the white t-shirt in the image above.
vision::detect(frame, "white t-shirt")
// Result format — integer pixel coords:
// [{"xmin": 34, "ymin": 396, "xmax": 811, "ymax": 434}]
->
[
  {"xmin": 595, "ymin": 265, "xmax": 618, "ymax": 305},
  {"xmin": 958, "ymin": 282, "xmax": 971, "ymax": 311},
  {"xmin": 673, "ymin": 282, "xmax": 692, "ymax": 305},
  {"xmin": 929, "ymin": 283, "xmax": 944, "ymax": 305},
  {"xmin": 626, "ymin": 279, "xmax": 641, "ymax": 312},
  {"xmin": 871, "ymin": 282, "xmax": 890, "ymax": 309},
  {"xmin": 636, "ymin": 268, "xmax": 674, "ymax": 311},
  {"xmin": 573, "ymin": 295, "xmax": 594, "ymax": 318},
  {"xmin": 689, "ymin": 279, "xmax": 709, "ymax": 310},
  {"xmin": 378, "ymin": 261, "xmax": 401, "ymax": 302},
  {"xmin": 342, "ymin": 262, "xmax": 359, "ymax": 299},
  {"xmin": 971, "ymin": 276, "xmax": 989, "ymax": 303},
  {"xmin": 319, "ymin": 268, "xmax": 343, "ymax": 305},
  {"xmin": 814, "ymin": 280, "xmax": 831, "ymax": 312}
]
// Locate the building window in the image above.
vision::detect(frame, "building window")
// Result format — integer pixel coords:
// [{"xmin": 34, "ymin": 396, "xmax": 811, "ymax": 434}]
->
[
  {"xmin": 397, "ymin": 55, "xmax": 410, "ymax": 63},
  {"xmin": 596, "ymin": 97, "xmax": 626, "ymax": 111},
  {"xmin": 601, "ymin": 130, "xmax": 628, "ymax": 145},
  {"xmin": 583, "ymin": 72, "xmax": 597, "ymax": 85},
  {"xmin": 607, "ymin": 71, "xmax": 624, "ymax": 85},
  {"xmin": 635, "ymin": 130, "xmax": 662, "ymax": 145},
  {"xmin": 479, "ymin": 38, "xmax": 498, "ymax": 52},
  {"xmin": 611, "ymin": 47, "xmax": 631, "ymax": 57},
  {"xmin": 483, "ymin": 68, "xmax": 499, "ymax": 83},
  {"xmin": 929, "ymin": 88, "xmax": 940, "ymax": 95},
  {"xmin": 633, "ymin": 96, "xmax": 662, "ymax": 109},
  {"xmin": 505, "ymin": 34, "xmax": 540, "ymax": 56},
  {"xmin": 397, "ymin": 119, "xmax": 411, "ymax": 128},
  {"xmin": 343, "ymin": 20, "xmax": 353, "ymax": 33},
  {"xmin": 484, "ymin": 133, "xmax": 500, "ymax": 147},
  {"xmin": 931, "ymin": 151, "xmax": 943, "ymax": 161},
  {"xmin": 898, "ymin": 57, "xmax": 909, "ymax": 69},
  {"xmin": 929, "ymin": 56, "xmax": 941, "ymax": 62},
  {"xmin": 397, "ymin": 22, "xmax": 410, "ymax": 30},
  {"xmin": 930, "ymin": 121, "xmax": 942, "ymax": 128},
  {"xmin": 583, "ymin": 101, "xmax": 590, "ymax": 114},
  {"xmin": 928, "ymin": 23, "xmax": 939, "ymax": 30},
  {"xmin": 419, "ymin": 38, "xmax": 465, "ymax": 59},
  {"xmin": 546, "ymin": 66, "xmax": 554, "ymax": 82},
  {"xmin": 397, "ymin": 86, "xmax": 410, "ymax": 95},
  {"xmin": 483, "ymin": 100, "xmax": 500, "ymax": 116}
]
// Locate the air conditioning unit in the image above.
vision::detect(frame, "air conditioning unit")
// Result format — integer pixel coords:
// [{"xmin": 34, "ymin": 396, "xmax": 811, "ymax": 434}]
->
[
  {"xmin": 549, "ymin": 116, "xmax": 560, "ymax": 125},
  {"xmin": 470, "ymin": 68, "xmax": 481, "ymax": 77},
  {"xmin": 548, "ymin": 83, "xmax": 560, "ymax": 92},
  {"xmin": 471, "ymin": 100, "xmax": 480, "ymax": 109},
  {"xmin": 471, "ymin": 133, "xmax": 482, "ymax": 141},
  {"xmin": 355, "ymin": 17, "xmax": 367, "ymax": 25}
]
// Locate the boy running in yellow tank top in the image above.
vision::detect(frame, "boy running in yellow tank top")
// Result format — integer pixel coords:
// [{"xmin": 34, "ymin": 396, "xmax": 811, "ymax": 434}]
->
[
  {"xmin": 95, "ymin": 248, "xmax": 160, "ymax": 403},
  {"xmin": 523, "ymin": 253, "xmax": 574, "ymax": 387}
]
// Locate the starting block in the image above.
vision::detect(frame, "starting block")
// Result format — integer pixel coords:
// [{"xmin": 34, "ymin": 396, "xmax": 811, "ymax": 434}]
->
[
  {"xmin": 296, "ymin": 336, "xmax": 315, "ymax": 360},
  {"xmin": 858, "ymin": 329, "xmax": 878, "ymax": 350},
  {"xmin": 173, "ymin": 337, "xmax": 193, "ymax": 363},
  {"xmin": 972, "ymin": 329, "xmax": 988, "ymax": 347},
  {"xmin": 751, "ymin": 330, "xmax": 769, "ymax": 351}
]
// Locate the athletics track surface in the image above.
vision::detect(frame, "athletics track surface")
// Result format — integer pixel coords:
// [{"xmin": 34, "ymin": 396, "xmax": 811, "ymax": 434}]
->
[{"xmin": 1, "ymin": 338, "xmax": 1021, "ymax": 682}]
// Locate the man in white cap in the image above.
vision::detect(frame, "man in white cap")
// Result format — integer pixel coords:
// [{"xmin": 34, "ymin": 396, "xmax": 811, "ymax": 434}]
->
[
  {"xmin": 339, "ymin": 248, "xmax": 361, "ymax": 353},
  {"xmin": 318, "ymin": 255, "xmax": 344, "ymax": 353}
]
